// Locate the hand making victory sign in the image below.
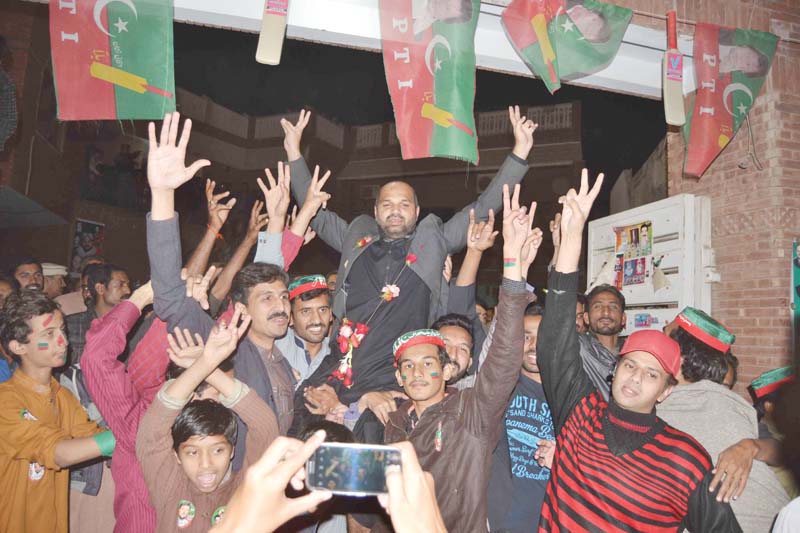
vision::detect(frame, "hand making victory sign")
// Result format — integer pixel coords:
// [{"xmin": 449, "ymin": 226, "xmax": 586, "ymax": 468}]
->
[
  {"xmin": 257, "ymin": 161, "xmax": 292, "ymax": 234},
  {"xmin": 281, "ymin": 109, "xmax": 311, "ymax": 162},
  {"xmin": 509, "ymin": 105, "xmax": 538, "ymax": 161}
]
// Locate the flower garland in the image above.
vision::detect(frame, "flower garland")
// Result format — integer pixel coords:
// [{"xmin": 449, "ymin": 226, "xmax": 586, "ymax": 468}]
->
[{"xmin": 331, "ymin": 244, "xmax": 418, "ymax": 388}]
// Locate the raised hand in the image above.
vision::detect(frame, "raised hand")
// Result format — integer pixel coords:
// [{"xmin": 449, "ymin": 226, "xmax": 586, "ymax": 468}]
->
[
  {"xmin": 166, "ymin": 327, "xmax": 206, "ymax": 369},
  {"xmin": 520, "ymin": 225, "xmax": 544, "ymax": 276},
  {"xmin": 280, "ymin": 109, "xmax": 311, "ymax": 161},
  {"xmin": 202, "ymin": 304, "xmax": 251, "ymax": 366},
  {"xmin": 502, "ymin": 184, "xmax": 534, "ymax": 251},
  {"xmin": 509, "ymin": 105, "xmax": 538, "ymax": 161},
  {"xmin": 467, "ymin": 208, "xmax": 499, "ymax": 252},
  {"xmin": 549, "ymin": 212, "xmax": 562, "ymax": 249},
  {"xmin": 245, "ymin": 200, "xmax": 270, "ymax": 243},
  {"xmin": 558, "ymin": 168, "xmax": 604, "ymax": 238},
  {"xmin": 205, "ymin": 179, "xmax": 236, "ymax": 231},
  {"xmin": 301, "ymin": 165, "xmax": 332, "ymax": 215},
  {"xmin": 257, "ymin": 161, "xmax": 292, "ymax": 232},
  {"xmin": 147, "ymin": 112, "xmax": 210, "ymax": 191},
  {"xmin": 181, "ymin": 265, "xmax": 217, "ymax": 311}
]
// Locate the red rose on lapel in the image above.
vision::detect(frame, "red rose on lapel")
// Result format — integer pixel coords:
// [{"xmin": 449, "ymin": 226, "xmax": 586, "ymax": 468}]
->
[{"xmin": 405, "ymin": 253, "xmax": 417, "ymax": 266}]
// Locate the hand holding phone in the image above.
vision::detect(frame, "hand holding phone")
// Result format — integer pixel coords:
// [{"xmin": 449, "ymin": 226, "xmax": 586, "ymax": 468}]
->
[
  {"xmin": 378, "ymin": 442, "xmax": 447, "ymax": 533},
  {"xmin": 210, "ymin": 431, "xmax": 331, "ymax": 533},
  {"xmin": 305, "ymin": 442, "xmax": 401, "ymax": 496}
]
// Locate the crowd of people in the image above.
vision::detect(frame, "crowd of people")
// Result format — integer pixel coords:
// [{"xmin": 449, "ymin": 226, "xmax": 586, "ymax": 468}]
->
[{"xmin": 0, "ymin": 106, "xmax": 798, "ymax": 533}]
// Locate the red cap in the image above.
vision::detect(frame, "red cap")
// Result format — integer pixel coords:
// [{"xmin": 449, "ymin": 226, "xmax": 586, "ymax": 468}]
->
[{"xmin": 620, "ymin": 330, "xmax": 682, "ymax": 377}]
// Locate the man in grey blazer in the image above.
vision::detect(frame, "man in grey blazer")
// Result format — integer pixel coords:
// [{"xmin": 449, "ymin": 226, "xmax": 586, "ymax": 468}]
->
[{"xmin": 282, "ymin": 107, "xmax": 538, "ymax": 441}]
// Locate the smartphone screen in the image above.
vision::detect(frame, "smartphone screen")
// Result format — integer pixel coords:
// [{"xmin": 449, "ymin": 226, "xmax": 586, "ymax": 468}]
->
[{"xmin": 306, "ymin": 443, "xmax": 401, "ymax": 496}]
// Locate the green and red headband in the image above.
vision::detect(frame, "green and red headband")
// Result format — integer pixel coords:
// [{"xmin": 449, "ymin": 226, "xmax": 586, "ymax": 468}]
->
[
  {"xmin": 393, "ymin": 329, "xmax": 445, "ymax": 361},
  {"xmin": 750, "ymin": 367, "xmax": 795, "ymax": 399},
  {"xmin": 675, "ymin": 307, "xmax": 735, "ymax": 353},
  {"xmin": 288, "ymin": 275, "xmax": 328, "ymax": 300}
]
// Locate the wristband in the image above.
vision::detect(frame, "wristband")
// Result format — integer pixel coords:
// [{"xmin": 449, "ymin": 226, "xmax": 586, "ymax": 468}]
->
[
  {"xmin": 93, "ymin": 430, "xmax": 116, "ymax": 457},
  {"xmin": 206, "ymin": 224, "xmax": 223, "ymax": 240}
]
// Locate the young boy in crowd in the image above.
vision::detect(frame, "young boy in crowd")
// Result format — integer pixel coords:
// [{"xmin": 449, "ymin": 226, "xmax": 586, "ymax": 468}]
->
[
  {"xmin": 136, "ymin": 307, "xmax": 279, "ymax": 532},
  {"xmin": 0, "ymin": 290, "xmax": 115, "ymax": 532}
]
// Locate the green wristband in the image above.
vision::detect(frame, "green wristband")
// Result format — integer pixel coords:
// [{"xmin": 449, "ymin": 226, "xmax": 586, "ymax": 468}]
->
[{"xmin": 93, "ymin": 431, "xmax": 116, "ymax": 457}]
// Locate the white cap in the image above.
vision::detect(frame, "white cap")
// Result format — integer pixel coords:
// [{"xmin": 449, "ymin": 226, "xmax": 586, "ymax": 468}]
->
[{"xmin": 42, "ymin": 263, "xmax": 68, "ymax": 277}]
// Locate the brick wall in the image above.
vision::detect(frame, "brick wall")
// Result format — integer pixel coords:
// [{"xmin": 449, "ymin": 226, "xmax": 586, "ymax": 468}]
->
[{"xmin": 651, "ymin": 0, "xmax": 800, "ymax": 392}]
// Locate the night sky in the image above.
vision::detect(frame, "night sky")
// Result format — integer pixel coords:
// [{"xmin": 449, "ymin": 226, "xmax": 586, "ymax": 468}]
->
[{"xmin": 174, "ymin": 23, "xmax": 666, "ymax": 186}]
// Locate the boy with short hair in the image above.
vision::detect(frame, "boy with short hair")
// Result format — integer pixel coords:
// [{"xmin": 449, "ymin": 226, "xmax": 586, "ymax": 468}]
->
[
  {"xmin": 0, "ymin": 290, "xmax": 114, "ymax": 532},
  {"xmin": 136, "ymin": 307, "xmax": 280, "ymax": 532}
]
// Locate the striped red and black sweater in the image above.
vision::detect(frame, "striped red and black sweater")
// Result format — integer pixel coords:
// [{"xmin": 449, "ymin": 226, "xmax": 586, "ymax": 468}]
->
[{"xmin": 537, "ymin": 271, "xmax": 742, "ymax": 533}]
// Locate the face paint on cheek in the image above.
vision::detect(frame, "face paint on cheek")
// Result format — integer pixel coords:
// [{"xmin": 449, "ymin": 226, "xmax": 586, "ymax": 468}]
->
[
  {"xmin": 42, "ymin": 314, "xmax": 54, "ymax": 327},
  {"xmin": 401, "ymin": 375, "xmax": 408, "ymax": 381},
  {"xmin": 37, "ymin": 342, "xmax": 49, "ymax": 351},
  {"xmin": 430, "ymin": 372, "xmax": 440, "ymax": 379}
]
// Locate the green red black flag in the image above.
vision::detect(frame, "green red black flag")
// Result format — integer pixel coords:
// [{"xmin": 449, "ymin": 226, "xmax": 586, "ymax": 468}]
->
[
  {"xmin": 49, "ymin": 0, "xmax": 176, "ymax": 120},
  {"xmin": 380, "ymin": 0, "xmax": 480, "ymax": 164},
  {"xmin": 502, "ymin": 0, "xmax": 632, "ymax": 94},
  {"xmin": 683, "ymin": 23, "xmax": 778, "ymax": 177}
]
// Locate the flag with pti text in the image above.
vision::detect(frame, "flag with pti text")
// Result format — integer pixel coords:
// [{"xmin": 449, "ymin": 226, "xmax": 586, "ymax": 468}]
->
[
  {"xmin": 379, "ymin": 0, "xmax": 479, "ymax": 164},
  {"xmin": 49, "ymin": 0, "xmax": 175, "ymax": 120},
  {"xmin": 502, "ymin": 0, "xmax": 631, "ymax": 94},
  {"xmin": 682, "ymin": 23, "xmax": 778, "ymax": 177}
]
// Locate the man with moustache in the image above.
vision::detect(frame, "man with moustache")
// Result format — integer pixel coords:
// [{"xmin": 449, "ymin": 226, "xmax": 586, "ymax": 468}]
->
[
  {"xmin": 282, "ymin": 107, "xmax": 538, "ymax": 441},
  {"xmin": 275, "ymin": 275, "xmax": 333, "ymax": 383},
  {"xmin": 144, "ymin": 112, "xmax": 296, "ymax": 440},
  {"xmin": 374, "ymin": 182, "xmax": 539, "ymax": 532},
  {"xmin": 578, "ymin": 283, "xmax": 626, "ymax": 399},
  {"xmin": 487, "ymin": 302, "xmax": 555, "ymax": 533}
]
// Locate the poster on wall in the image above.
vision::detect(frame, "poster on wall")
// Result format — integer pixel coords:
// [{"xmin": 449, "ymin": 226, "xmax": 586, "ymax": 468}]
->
[
  {"xmin": 71, "ymin": 219, "xmax": 105, "ymax": 277},
  {"xmin": 613, "ymin": 221, "xmax": 652, "ymax": 289}
]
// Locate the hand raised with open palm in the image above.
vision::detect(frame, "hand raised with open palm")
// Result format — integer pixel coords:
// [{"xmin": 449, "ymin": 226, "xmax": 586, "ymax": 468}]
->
[{"xmin": 147, "ymin": 112, "xmax": 210, "ymax": 192}]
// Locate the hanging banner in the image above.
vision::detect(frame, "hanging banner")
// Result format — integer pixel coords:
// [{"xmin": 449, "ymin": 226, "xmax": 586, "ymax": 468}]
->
[
  {"xmin": 49, "ymin": 0, "xmax": 176, "ymax": 120},
  {"xmin": 683, "ymin": 23, "xmax": 778, "ymax": 177},
  {"xmin": 502, "ymin": 0, "xmax": 632, "ymax": 94},
  {"xmin": 379, "ymin": 0, "xmax": 479, "ymax": 164}
]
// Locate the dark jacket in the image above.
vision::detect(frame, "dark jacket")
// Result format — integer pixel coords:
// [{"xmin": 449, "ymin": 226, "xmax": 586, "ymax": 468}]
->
[
  {"xmin": 375, "ymin": 281, "xmax": 529, "ymax": 533},
  {"xmin": 289, "ymin": 154, "xmax": 529, "ymax": 325}
]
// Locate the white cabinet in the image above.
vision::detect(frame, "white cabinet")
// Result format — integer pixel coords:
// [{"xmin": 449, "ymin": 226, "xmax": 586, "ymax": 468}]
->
[{"xmin": 587, "ymin": 194, "xmax": 716, "ymax": 334}]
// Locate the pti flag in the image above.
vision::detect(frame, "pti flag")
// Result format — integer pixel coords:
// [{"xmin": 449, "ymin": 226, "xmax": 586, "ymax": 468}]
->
[
  {"xmin": 380, "ymin": 0, "xmax": 479, "ymax": 164},
  {"xmin": 49, "ymin": 0, "xmax": 175, "ymax": 120},
  {"xmin": 683, "ymin": 24, "xmax": 778, "ymax": 177},
  {"xmin": 502, "ymin": 0, "xmax": 631, "ymax": 94}
]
